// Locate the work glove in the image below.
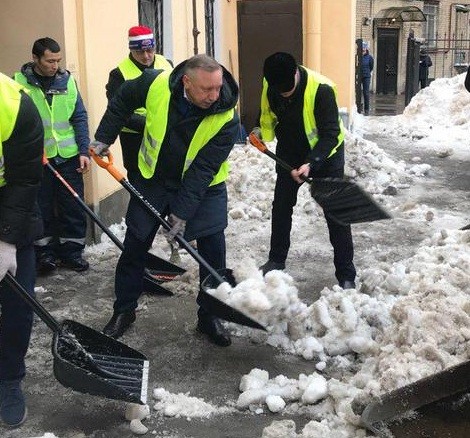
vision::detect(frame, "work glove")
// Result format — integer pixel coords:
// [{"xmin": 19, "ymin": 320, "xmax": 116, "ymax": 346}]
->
[
  {"xmin": 250, "ymin": 127, "xmax": 262, "ymax": 140},
  {"xmin": 89, "ymin": 140, "xmax": 110, "ymax": 157},
  {"xmin": 0, "ymin": 240, "xmax": 17, "ymax": 282},
  {"xmin": 164, "ymin": 214, "xmax": 186, "ymax": 245}
]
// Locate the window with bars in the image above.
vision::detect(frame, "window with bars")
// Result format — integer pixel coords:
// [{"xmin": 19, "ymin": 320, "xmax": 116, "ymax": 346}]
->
[
  {"xmin": 423, "ymin": 2, "xmax": 438, "ymax": 48},
  {"xmin": 138, "ymin": 0, "xmax": 164, "ymax": 54}
]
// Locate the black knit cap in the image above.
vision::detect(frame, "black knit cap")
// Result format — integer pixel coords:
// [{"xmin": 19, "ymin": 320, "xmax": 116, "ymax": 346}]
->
[{"xmin": 263, "ymin": 52, "xmax": 297, "ymax": 93}]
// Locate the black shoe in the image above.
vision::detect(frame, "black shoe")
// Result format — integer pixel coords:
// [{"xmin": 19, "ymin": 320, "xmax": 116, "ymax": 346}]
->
[
  {"xmin": 259, "ymin": 260, "xmax": 285, "ymax": 275},
  {"xmin": 103, "ymin": 311, "xmax": 136, "ymax": 339},
  {"xmin": 61, "ymin": 257, "xmax": 89, "ymax": 272},
  {"xmin": 197, "ymin": 314, "xmax": 231, "ymax": 347},
  {"xmin": 36, "ymin": 255, "xmax": 57, "ymax": 276},
  {"xmin": 339, "ymin": 280, "xmax": 356, "ymax": 289}
]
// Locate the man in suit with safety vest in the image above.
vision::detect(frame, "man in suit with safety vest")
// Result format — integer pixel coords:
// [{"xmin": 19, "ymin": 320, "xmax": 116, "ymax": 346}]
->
[
  {"xmin": 0, "ymin": 71, "xmax": 44, "ymax": 427},
  {"xmin": 256, "ymin": 52, "xmax": 356, "ymax": 289},
  {"xmin": 14, "ymin": 37, "xmax": 91, "ymax": 275},
  {"xmin": 90, "ymin": 54, "xmax": 239, "ymax": 347},
  {"xmin": 105, "ymin": 26, "xmax": 173, "ymax": 183}
]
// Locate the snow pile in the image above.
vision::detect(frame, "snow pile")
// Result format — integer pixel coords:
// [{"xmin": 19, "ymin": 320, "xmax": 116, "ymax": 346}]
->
[
  {"xmin": 355, "ymin": 73, "xmax": 470, "ymax": 158},
  {"xmin": 152, "ymin": 387, "xmax": 234, "ymax": 419}
]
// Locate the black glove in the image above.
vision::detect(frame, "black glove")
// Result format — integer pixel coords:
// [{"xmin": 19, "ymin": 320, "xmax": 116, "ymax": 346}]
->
[{"xmin": 164, "ymin": 214, "xmax": 186, "ymax": 244}]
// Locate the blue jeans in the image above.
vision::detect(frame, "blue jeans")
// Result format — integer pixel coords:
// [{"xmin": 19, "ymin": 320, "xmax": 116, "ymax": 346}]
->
[
  {"xmin": 362, "ymin": 76, "xmax": 371, "ymax": 113},
  {"xmin": 0, "ymin": 245, "xmax": 36, "ymax": 381},
  {"xmin": 36, "ymin": 156, "xmax": 87, "ymax": 261}
]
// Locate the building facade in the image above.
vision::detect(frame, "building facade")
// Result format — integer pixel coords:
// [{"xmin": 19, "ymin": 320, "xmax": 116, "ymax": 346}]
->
[{"xmin": 356, "ymin": 0, "xmax": 470, "ymax": 94}]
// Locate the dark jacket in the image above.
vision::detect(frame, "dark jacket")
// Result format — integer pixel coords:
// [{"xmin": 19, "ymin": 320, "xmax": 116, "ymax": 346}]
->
[
  {"xmin": 105, "ymin": 55, "xmax": 174, "ymax": 173},
  {"xmin": 18, "ymin": 62, "xmax": 90, "ymax": 157},
  {"xmin": 265, "ymin": 66, "xmax": 344, "ymax": 175},
  {"xmin": 0, "ymin": 91, "xmax": 44, "ymax": 247},
  {"xmin": 419, "ymin": 54, "xmax": 432, "ymax": 80},
  {"xmin": 361, "ymin": 52, "xmax": 374, "ymax": 79},
  {"xmin": 465, "ymin": 65, "xmax": 470, "ymax": 93},
  {"xmin": 95, "ymin": 59, "xmax": 239, "ymax": 240},
  {"xmin": 105, "ymin": 55, "xmax": 161, "ymax": 134}
]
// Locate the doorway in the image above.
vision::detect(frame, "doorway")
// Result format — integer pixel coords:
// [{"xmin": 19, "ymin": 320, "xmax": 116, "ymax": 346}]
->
[
  {"xmin": 376, "ymin": 28, "xmax": 399, "ymax": 94},
  {"xmin": 237, "ymin": 0, "xmax": 302, "ymax": 132}
]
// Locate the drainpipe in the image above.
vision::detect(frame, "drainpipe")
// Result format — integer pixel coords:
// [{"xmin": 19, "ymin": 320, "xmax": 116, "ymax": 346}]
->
[
  {"xmin": 192, "ymin": 0, "xmax": 200, "ymax": 54},
  {"xmin": 304, "ymin": 0, "xmax": 322, "ymax": 70}
]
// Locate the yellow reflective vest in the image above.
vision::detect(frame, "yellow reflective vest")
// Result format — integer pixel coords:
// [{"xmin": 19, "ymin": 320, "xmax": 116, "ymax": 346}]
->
[
  {"xmin": 118, "ymin": 55, "xmax": 172, "ymax": 133},
  {"xmin": 260, "ymin": 67, "xmax": 345, "ymax": 158},
  {"xmin": 14, "ymin": 72, "xmax": 79, "ymax": 159},
  {"xmin": 138, "ymin": 70, "xmax": 234, "ymax": 185},
  {"xmin": 0, "ymin": 73, "xmax": 24, "ymax": 187}
]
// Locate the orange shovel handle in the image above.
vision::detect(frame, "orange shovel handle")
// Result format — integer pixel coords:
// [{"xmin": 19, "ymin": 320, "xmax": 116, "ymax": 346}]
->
[
  {"xmin": 248, "ymin": 132, "xmax": 268, "ymax": 153},
  {"xmin": 89, "ymin": 149, "xmax": 125, "ymax": 183}
]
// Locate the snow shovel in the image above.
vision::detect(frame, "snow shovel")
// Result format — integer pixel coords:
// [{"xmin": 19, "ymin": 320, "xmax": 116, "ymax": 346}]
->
[
  {"xmin": 91, "ymin": 151, "xmax": 266, "ymax": 331},
  {"xmin": 43, "ymin": 156, "xmax": 185, "ymax": 295},
  {"xmin": 354, "ymin": 359, "xmax": 470, "ymax": 437},
  {"xmin": 2, "ymin": 273, "xmax": 149, "ymax": 404},
  {"xmin": 249, "ymin": 131, "xmax": 391, "ymax": 226}
]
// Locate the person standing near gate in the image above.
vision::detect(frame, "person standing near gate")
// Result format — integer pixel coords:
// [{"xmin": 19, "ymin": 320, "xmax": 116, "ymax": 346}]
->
[
  {"xmin": 14, "ymin": 37, "xmax": 91, "ymax": 275},
  {"xmin": 105, "ymin": 25, "xmax": 173, "ymax": 183},
  {"xmin": 90, "ymin": 54, "xmax": 239, "ymax": 346},
  {"xmin": 0, "ymin": 71, "xmax": 44, "ymax": 427},
  {"xmin": 419, "ymin": 49, "xmax": 433, "ymax": 89},
  {"xmin": 361, "ymin": 42, "xmax": 374, "ymax": 115},
  {"xmin": 256, "ymin": 52, "xmax": 356, "ymax": 289}
]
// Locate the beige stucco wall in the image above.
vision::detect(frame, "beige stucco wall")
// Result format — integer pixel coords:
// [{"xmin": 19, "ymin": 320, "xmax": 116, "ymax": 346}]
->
[
  {"xmin": 0, "ymin": 0, "xmax": 65, "ymax": 76},
  {"xmin": 71, "ymin": 0, "xmax": 139, "ymax": 205}
]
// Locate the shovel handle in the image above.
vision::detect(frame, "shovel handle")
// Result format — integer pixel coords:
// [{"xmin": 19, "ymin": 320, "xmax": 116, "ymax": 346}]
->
[
  {"xmin": 89, "ymin": 149, "xmax": 125, "ymax": 183},
  {"xmin": 2, "ymin": 273, "xmax": 63, "ymax": 333},
  {"xmin": 248, "ymin": 132, "xmax": 312, "ymax": 184},
  {"xmin": 248, "ymin": 131, "xmax": 268, "ymax": 153},
  {"xmin": 94, "ymin": 152, "xmax": 227, "ymax": 285}
]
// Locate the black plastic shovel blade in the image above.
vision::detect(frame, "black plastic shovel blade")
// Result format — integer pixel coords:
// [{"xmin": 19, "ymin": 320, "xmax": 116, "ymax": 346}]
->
[
  {"xmin": 143, "ymin": 271, "xmax": 174, "ymax": 296},
  {"xmin": 310, "ymin": 178, "xmax": 391, "ymax": 225},
  {"xmin": 201, "ymin": 269, "xmax": 266, "ymax": 331},
  {"xmin": 357, "ymin": 359, "xmax": 470, "ymax": 437},
  {"xmin": 145, "ymin": 253, "xmax": 186, "ymax": 277},
  {"xmin": 52, "ymin": 320, "xmax": 149, "ymax": 404}
]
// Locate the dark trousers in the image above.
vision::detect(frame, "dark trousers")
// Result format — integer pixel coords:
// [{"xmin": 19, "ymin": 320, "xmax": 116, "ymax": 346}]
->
[
  {"xmin": 36, "ymin": 156, "xmax": 87, "ymax": 260},
  {"xmin": 114, "ymin": 227, "xmax": 226, "ymax": 313},
  {"xmin": 362, "ymin": 76, "xmax": 371, "ymax": 113},
  {"xmin": 0, "ymin": 245, "xmax": 36, "ymax": 381},
  {"xmin": 269, "ymin": 170, "xmax": 356, "ymax": 283}
]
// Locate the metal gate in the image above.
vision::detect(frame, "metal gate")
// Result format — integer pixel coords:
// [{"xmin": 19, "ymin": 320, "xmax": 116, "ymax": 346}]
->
[
  {"xmin": 405, "ymin": 32, "xmax": 421, "ymax": 106},
  {"xmin": 405, "ymin": 32, "xmax": 470, "ymax": 103},
  {"xmin": 424, "ymin": 34, "xmax": 470, "ymax": 81},
  {"xmin": 376, "ymin": 27, "xmax": 399, "ymax": 94}
]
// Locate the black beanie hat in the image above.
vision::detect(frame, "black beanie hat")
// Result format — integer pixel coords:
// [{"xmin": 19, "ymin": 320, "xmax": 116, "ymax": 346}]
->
[{"xmin": 263, "ymin": 52, "xmax": 297, "ymax": 93}]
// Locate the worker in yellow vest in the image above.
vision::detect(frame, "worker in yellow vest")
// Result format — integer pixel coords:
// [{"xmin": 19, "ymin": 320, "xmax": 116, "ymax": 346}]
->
[
  {"xmin": 14, "ymin": 38, "xmax": 91, "ymax": 275},
  {"xmin": 90, "ymin": 54, "xmax": 239, "ymax": 347},
  {"xmin": 256, "ymin": 52, "xmax": 356, "ymax": 289},
  {"xmin": 0, "ymin": 72, "xmax": 43, "ymax": 427},
  {"xmin": 105, "ymin": 25, "xmax": 173, "ymax": 183}
]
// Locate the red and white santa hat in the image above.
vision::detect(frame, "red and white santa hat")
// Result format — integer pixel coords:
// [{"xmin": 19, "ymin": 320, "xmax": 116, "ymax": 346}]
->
[{"xmin": 128, "ymin": 25, "xmax": 155, "ymax": 50}]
